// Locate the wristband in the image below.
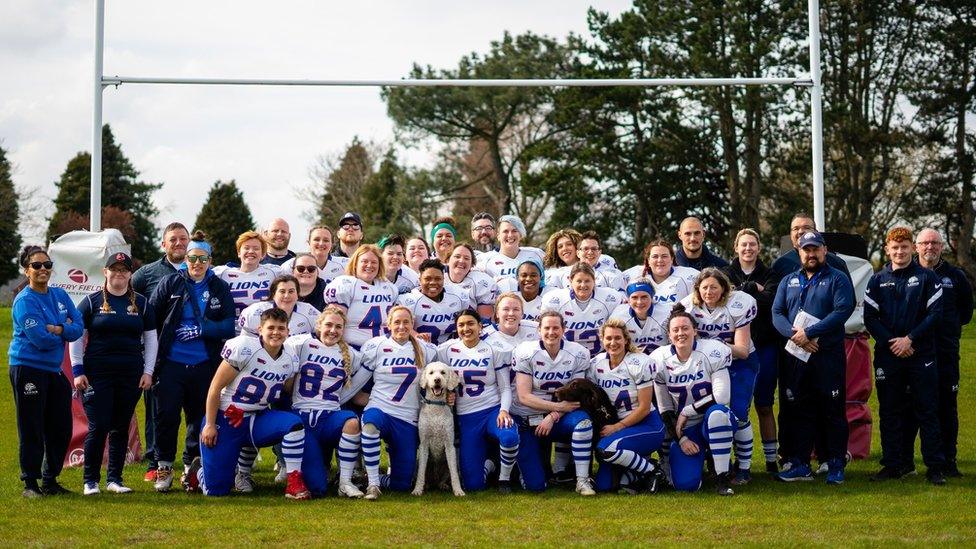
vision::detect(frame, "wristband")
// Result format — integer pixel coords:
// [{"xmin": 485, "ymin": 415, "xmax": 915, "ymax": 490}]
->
[
  {"xmin": 679, "ymin": 436, "xmax": 690, "ymax": 445},
  {"xmin": 71, "ymin": 364, "xmax": 84, "ymax": 377}
]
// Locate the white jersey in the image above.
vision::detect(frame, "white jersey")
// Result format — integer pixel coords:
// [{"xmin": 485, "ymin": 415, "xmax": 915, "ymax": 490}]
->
[
  {"xmin": 396, "ymin": 288, "xmax": 469, "ymax": 345},
  {"xmin": 218, "ymin": 335, "xmax": 299, "ymax": 412},
  {"xmin": 437, "ymin": 339, "xmax": 512, "ymax": 416},
  {"xmin": 541, "ymin": 288, "xmax": 624, "ymax": 356},
  {"xmin": 386, "ymin": 267, "xmax": 419, "ymax": 295},
  {"xmin": 279, "ymin": 255, "xmax": 349, "ymax": 285},
  {"xmin": 588, "ymin": 352, "xmax": 655, "ymax": 419},
  {"xmin": 547, "ymin": 265, "xmax": 626, "ymax": 293},
  {"xmin": 650, "ymin": 339, "xmax": 731, "ymax": 428},
  {"xmin": 510, "ymin": 339, "xmax": 589, "ymax": 418},
  {"xmin": 597, "ymin": 254, "xmax": 619, "ymax": 271},
  {"xmin": 445, "ymin": 270, "xmax": 497, "ymax": 308},
  {"xmin": 477, "ymin": 247, "xmax": 545, "ymax": 281},
  {"xmin": 482, "ymin": 320, "xmax": 539, "ymax": 349},
  {"xmin": 237, "ymin": 301, "xmax": 321, "ymax": 338},
  {"xmin": 678, "ymin": 291, "xmax": 757, "ymax": 354},
  {"xmin": 496, "ymin": 278, "xmax": 549, "ymax": 321},
  {"xmin": 609, "ymin": 304, "xmax": 669, "ymax": 354},
  {"xmin": 287, "ymin": 334, "xmax": 363, "ymax": 412},
  {"xmin": 360, "ymin": 335, "xmax": 438, "ymax": 425},
  {"xmin": 622, "ymin": 266, "xmax": 699, "ymax": 308},
  {"xmin": 324, "ymin": 275, "xmax": 399, "ymax": 349},
  {"xmin": 213, "ymin": 264, "xmax": 280, "ymax": 320}
]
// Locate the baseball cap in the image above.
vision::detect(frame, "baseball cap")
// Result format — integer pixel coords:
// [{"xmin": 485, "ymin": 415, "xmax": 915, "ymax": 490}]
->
[
  {"xmin": 105, "ymin": 251, "xmax": 134, "ymax": 271},
  {"xmin": 339, "ymin": 212, "xmax": 362, "ymax": 227},
  {"xmin": 798, "ymin": 231, "xmax": 825, "ymax": 249}
]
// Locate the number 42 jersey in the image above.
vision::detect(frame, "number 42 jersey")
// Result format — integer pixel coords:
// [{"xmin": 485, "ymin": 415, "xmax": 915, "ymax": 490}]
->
[{"xmin": 219, "ymin": 335, "xmax": 300, "ymax": 412}]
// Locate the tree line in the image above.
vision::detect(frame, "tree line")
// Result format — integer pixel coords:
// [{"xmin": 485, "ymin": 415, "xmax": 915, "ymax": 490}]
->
[{"xmin": 2, "ymin": 1, "xmax": 972, "ymax": 278}]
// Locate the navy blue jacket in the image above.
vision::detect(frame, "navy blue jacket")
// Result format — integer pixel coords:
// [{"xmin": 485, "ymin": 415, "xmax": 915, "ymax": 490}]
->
[
  {"xmin": 675, "ymin": 244, "xmax": 729, "ymax": 270},
  {"xmin": 771, "ymin": 249, "xmax": 852, "ymax": 281},
  {"xmin": 863, "ymin": 261, "xmax": 943, "ymax": 359},
  {"xmin": 149, "ymin": 269, "xmax": 236, "ymax": 369},
  {"xmin": 931, "ymin": 259, "xmax": 973, "ymax": 350},
  {"xmin": 723, "ymin": 258, "xmax": 780, "ymax": 346},
  {"xmin": 132, "ymin": 255, "xmax": 179, "ymax": 299},
  {"xmin": 772, "ymin": 263, "xmax": 855, "ymax": 351}
]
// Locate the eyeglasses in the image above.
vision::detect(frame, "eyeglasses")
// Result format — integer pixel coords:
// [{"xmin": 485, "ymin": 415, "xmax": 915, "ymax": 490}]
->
[
  {"xmin": 29, "ymin": 261, "xmax": 53, "ymax": 270},
  {"xmin": 341, "ymin": 223, "xmax": 361, "ymax": 230},
  {"xmin": 186, "ymin": 255, "xmax": 210, "ymax": 264},
  {"xmin": 294, "ymin": 265, "xmax": 317, "ymax": 274},
  {"xmin": 473, "ymin": 225, "xmax": 494, "ymax": 232},
  {"xmin": 917, "ymin": 241, "xmax": 942, "ymax": 247}
]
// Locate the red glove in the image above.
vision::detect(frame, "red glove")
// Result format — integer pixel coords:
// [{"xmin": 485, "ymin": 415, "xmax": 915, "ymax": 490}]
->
[{"xmin": 223, "ymin": 404, "xmax": 245, "ymax": 428}]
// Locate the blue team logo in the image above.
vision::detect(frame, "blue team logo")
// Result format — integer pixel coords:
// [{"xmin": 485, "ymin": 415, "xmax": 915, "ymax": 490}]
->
[
  {"xmin": 730, "ymin": 300, "xmax": 743, "ymax": 310},
  {"xmin": 709, "ymin": 349, "xmax": 722, "ymax": 359}
]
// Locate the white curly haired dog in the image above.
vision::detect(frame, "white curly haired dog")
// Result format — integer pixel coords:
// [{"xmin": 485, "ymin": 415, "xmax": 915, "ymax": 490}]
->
[{"xmin": 412, "ymin": 361, "xmax": 464, "ymax": 497}]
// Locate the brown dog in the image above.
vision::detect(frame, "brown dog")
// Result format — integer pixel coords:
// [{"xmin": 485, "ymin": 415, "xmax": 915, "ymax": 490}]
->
[{"xmin": 554, "ymin": 379, "xmax": 619, "ymax": 433}]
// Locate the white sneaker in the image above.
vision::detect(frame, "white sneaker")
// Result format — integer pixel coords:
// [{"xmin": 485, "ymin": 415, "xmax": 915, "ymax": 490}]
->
[
  {"xmin": 575, "ymin": 477, "xmax": 596, "ymax": 497},
  {"xmin": 815, "ymin": 462, "xmax": 829, "ymax": 475},
  {"xmin": 83, "ymin": 482, "xmax": 100, "ymax": 496},
  {"xmin": 364, "ymin": 485, "xmax": 382, "ymax": 500},
  {"xmin": 105, "ymin": 482, "xmax": 133, "ymax": 494},
  {"xmin": 235, "ymin": 471, "xmax": 255, "ymax": 493},
  {"xmin": 154, "ymin": 466, "xmax": 174, "ymax": 492},
  {"xmin": 338, "ymin": 481, "xmax": 364, "ymax": 499},
  {"xmin": 274, "ymin": 468, "xmax": 288, "ymax": 484}
]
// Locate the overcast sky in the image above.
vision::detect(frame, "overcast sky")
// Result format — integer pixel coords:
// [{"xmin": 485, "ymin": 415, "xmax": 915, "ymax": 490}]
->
[{"xmin": 0, "ymin": 0, "xmax": 631, "ymax": 250}]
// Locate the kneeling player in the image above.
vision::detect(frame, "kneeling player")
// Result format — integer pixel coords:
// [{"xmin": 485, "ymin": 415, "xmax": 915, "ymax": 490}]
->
[
  {"xmin": 186, "ymin": 308, "xmax": 311, "ymax": 499},
  {"xmin": 651, "ymin": 305, "xmax": 735, "ymax": 495}
]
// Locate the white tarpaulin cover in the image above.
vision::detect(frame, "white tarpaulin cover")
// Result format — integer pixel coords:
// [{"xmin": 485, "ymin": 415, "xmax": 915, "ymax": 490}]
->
[
  {"xmin": 47, "ymin": 229, "xmax": 130, "ymax": 306},
  {"xmin": 839, "ymin": 253, "xmax": 872, "ymax": 334}
]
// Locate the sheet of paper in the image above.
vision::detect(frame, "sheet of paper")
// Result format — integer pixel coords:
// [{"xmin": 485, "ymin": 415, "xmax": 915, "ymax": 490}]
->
[{"xmin": 785, "ymin": 311, "xmax": 821, "ymax": 363}]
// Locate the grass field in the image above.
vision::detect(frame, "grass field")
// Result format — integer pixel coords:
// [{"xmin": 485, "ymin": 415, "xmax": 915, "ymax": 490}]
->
[{"xmin": 0, "ymin": 308, "xmax": 974, "ymax": 547}]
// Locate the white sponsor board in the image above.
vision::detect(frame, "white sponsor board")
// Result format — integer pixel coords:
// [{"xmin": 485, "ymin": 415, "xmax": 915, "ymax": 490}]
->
[{"xmin": 47, "ymin": 229, "xmax": 130, "ymax": 306}]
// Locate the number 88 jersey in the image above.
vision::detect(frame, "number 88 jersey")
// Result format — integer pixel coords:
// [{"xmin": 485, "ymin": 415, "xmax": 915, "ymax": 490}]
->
[
  {"xmin": 219, "ymin": 335, "xmax": 300, "ymax": 412},
  {"xmin": 286, "ymin": 334, "xmax": 363, "ymax": 412},
  {"xmin": 649, "ymin": 339, "xmax": 731, "ymax": 429}
]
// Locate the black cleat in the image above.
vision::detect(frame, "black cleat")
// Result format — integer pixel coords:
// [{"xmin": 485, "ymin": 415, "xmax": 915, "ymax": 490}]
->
[
  {"xmin": 870, "ymin": 466, "xmax": 905, "ymax": 482},
  {"xmin": 497, "ymin": 480, "xmax": 512, "ymax": 495},
  {"xmin": 551, "ymin": 470, "xmax": 575, "ymax": 485},
  {"xmin": 926, "ymin": 469, "xmax": 947, "ymax": 486},
  {"xmin": 715, "ymin": 472, "xmax": 734, "ymax": 496},
  {"xmin": 765, "ymin": 461, "xmax": 779, "ymax": 474},
  {"xmin": 945, "ymin": 462, "xmax": 963, "ymax": 478},
  {"xmin": 40, "ymin": 481, "xmax": 72, "ymax": 495}
]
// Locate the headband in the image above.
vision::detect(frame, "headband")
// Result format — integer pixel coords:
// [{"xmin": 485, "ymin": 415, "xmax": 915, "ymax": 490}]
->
[
  {"xmin": 186, "ymin": 240, "xmax": 213, "ymax": 255},
  {"xmin": 626, "ymin": 282, "xmax": 654, "ymax": 296},
  {"xmin": 430, "ymin": 223, "xmax": 457, "ymax": 242},
  {"xmin": 376, "ymin": 234, "xmax": 391, "ymax": 249}
]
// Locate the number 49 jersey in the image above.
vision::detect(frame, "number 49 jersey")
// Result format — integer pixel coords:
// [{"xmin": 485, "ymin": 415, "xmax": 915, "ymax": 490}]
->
[
  {"xmin": 437, "ymin": 339, "xmax": 512, "ymax": 416},
  {"xmin": 510, "ymin": 339, "xmax": 589, "ymax": 418},
  {"xmin": 588, "ymin": 352, "xmax": 655, "ymax": 419},
  {"xmin": 219, "ymin": 335, "xmax": 299, "ymax": 412},
  {"xmin": 324, "ymin": 275, "xmax": 399, "ymax": 349},
  {"xmin": 286, "ymin": 334, "xmax": 363, "ymax": 413},
  {"xmin": 650, "ymin": 339, "xmax": 731, "ymax": 428},
  {"xmin": 360, "ymin": 335, "xmax": 438, "ymax": 425},
  {"xmin": 678, "ymin": 290, "xmax": 757, "ymax": 353},
  {"xmin": 213, "ymin": 264, "xmax": 279, "ymax": 320}
]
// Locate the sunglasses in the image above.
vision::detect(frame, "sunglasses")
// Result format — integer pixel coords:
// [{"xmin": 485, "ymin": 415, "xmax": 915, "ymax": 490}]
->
[
  {"xmin": 186, "ymin": 255, "xmax": 210, "ymax": 264},
  {"xmin": 294, "ymin": 265, "xmax": 317, "ymax": 274},
  {"xmin": 29, "ymin": 261, "xmax": 54, "ymax": 270},
  {"xmin": 341, "ymin": 223, "xmax": 361, "ymax": 230}
]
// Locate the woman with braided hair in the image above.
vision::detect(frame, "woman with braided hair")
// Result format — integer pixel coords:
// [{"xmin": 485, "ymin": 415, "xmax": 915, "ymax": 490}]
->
[{"xmin": 69, "ymin": 252, "xmax": 158, "ymax": 495}]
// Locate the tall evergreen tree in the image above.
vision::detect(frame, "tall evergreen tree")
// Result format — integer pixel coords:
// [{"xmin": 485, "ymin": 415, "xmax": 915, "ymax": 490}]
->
[
  {"xmin": 0, "ymin": 146, "xmax": 22, "ymax": 282},
  {"xmin": 192, "ymin": 180, "xmax": 256, "ymax": 265},
  {"xmin": 47, "ymin": 125, "xmax": 162, "ymax": 261}
]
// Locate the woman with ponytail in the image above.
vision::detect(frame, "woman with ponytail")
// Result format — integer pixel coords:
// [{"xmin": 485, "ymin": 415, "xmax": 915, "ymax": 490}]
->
[
  {"xmin": 357, "ymin": 306, "xmax": 437, "ymax": 500},
  {"xmin": 69, "ymin": 252, "xmax": 157, "ymax": 496}
]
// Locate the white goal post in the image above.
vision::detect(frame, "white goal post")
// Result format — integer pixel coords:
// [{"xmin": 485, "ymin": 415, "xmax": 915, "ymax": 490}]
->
[{"xmin": 89, "ymin": 0, "xmax": 827, "ymax": 233}]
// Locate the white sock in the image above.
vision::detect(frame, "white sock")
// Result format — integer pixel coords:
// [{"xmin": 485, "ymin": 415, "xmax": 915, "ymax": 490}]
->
[
  {"xmin": 281, "ymin": 429, "xmax": 305, "ymax": 473},
  {"xmin": 237, "ymin": 447, "xmax": 258, "ymax": 474},
  {"xmin": 571, "ymin": 419, "xmax": 593, "ymax": 479},
  {"xmin": 734, "ymin": 420, "xmax": 753, "ymax": 470},
  {"xmin": 337, "ymin": 433, "xmax": 360, "ymax": 484},
  {"xmin": 362, "ymin": 425, "xmax": 381, "ymax": 486},
  {"xmin": 706, "ymin": 411, "xmax": 734, "ymax": 475}
]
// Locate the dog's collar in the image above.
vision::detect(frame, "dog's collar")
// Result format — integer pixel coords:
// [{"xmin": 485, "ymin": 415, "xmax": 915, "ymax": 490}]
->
[{"xmin": 421, "ymin": 389, "xmax": 450, "ymax": 406}]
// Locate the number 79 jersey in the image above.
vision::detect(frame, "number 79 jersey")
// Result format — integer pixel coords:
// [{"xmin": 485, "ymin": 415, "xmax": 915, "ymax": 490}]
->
[
  {"xmin": 649, "ymin": 339, "xmax": 731, "ymax": 428},
  {"xmin": 286, "ymin": 334, "xmax": 363, "ymax": 412},
  {"xmin": 324, "ymin": 275, "xmax": 399, "ymax": 349},
  {"xmin": 510, "ymin": 339, "xmax": 589, "ymax": 418},
  {"xmin": 219, "ymin": 335, "xmax": 299, "ymax": 412},
  {"xmin": 588, "ymin": 352, "xmax": 655, "ymax": 419},
  {"xmin": 360, "ymin": 335, "xmax": 438, "ymax": 425}
]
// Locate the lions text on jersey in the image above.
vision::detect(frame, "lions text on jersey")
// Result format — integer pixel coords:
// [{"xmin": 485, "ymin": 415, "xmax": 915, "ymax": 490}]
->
[
  {"xmin": 324, "ymin": 275, "xmax": 399, "ymax": 349},
  {"xmin": 588, "ymin": 352, "xmax": 655, "ymax": 419},
  {"xmin": 213, "ymin": 264, "xmax": 279, "ymax": 319},
  {"xmin": 541, "ymin": 288, "xmax": 624, "ymax": 356},
  {"xmin": 396, "ymin": 287, "xmax": 468, "ymax": 345},
  {"xmin": 286, "ymin": 334, "xmax": 364, "ymax": 412},
  {"xmin": 477, "ymin": 247, "xmax": 545, "ymax": 281},
  {"xmin": 219, "ymin": 335, "xmax": 300, "ymax": 412},
  {"xmin": 510, "ymin": 340, "xmax": 589, "ymax": 418},
  {"xmin": 238, "ymin": 301, "xmax": 321, "ymax": 339},
  {"xmin": 360, "ymin": 335, "xmax": 438, "ymax": 425},
  {"xmin": 650, "ymin": 339, "xmax": 731, "ymax": 428},
  {"xmin": 609, "ymin": 304, "xmax": 669, "ymax": 353},
  {"xmin": 678, "ymin": 291, "xmax": 757, "ymax": 354},
  {"xmin": 436, "ymin": 339, "xmax": 512, "ymax": 416}
]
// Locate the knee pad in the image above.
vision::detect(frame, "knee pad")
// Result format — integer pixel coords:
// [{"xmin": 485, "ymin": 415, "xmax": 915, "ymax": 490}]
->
[
  {"xmin": 362, "ymin": 423, "xmax": 379, "ymax": 436},
  {"xmin": 498, "ymin": 430, "xmax": 519, "ymax": 448},
  {"xmin": 575, "ymin": 418, "xmax": 593, "ymax": 432}
]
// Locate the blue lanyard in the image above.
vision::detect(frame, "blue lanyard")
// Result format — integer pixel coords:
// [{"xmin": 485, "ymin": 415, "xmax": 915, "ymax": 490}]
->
[{"xmin": 797, "ymin": 267, "xmax": 825, "ymax": 310}]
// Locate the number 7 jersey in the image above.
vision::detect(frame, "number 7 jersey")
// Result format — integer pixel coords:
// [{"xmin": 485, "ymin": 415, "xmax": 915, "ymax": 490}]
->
[
  {"xmin": 649, "ymin": 339, "xmax": 731, "ymax": 428},
  {"xmin": 360, "ymin": 335, "xmax": 438, "ymax": 425}
]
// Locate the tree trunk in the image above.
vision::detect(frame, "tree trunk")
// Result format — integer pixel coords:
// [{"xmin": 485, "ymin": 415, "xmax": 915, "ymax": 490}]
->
[{"xmin": 954, "ymin": 61, "xmax": 976, "ymax": 278}]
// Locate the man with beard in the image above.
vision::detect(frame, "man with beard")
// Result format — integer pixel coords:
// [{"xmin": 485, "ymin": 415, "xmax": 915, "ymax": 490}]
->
[
  {"xmin": 471, "ymin": 212, "xmax": 498, "ymax": 256},
  {"xmin": 261, "ymin": 218, "xmax": 296, "ymax": 266},
  {"xmin": 772, "ymin": 231, "xmax": 854, "ymax": 485},
  {"xmin": 334, "ymin": 212, "xmax": 364, "ymax": 259},
  {"xmin": 674, "ymin": 216, "xmax": 728, "ymax": 270},
  {"xmin": 132, "ymin": 221, "xmax": 190, "ymax": 484}
]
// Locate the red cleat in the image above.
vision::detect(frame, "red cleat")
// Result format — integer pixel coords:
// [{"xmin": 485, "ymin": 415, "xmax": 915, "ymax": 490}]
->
[
  {"xmin": 144, "ymin": 469, "xmax": 157, "ymax": 482},
  {"xmin": 284, "ymin": 470, "xmax": 310, "ymax": 500}
]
